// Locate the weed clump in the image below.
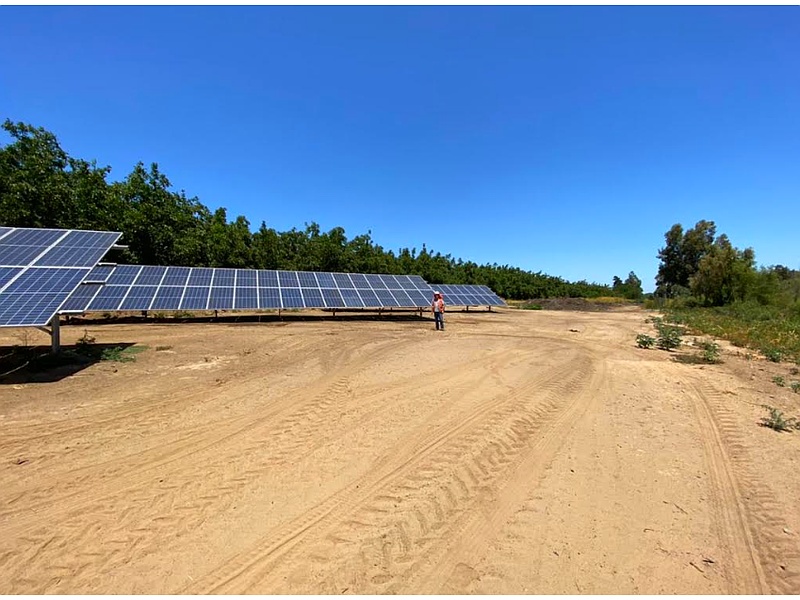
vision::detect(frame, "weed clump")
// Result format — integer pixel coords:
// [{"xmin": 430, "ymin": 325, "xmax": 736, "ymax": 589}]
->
[
  {"xmin": 760, "ymin": 406, "xmax": 799, "ymax": 432},
  {"xmin": 656, "ymin": 324, "xmax": 683, "ymax": 351},
  {"xmin": 773, "ymin": 375, "xmax": 786, "ymax": 387},
  {"xmin": 636, "ymin": 334, "xmax": 655, "ymax": 349},
  {"xmin": 698, "ymin": 339, "xmax": 722, "ymax": 363}
]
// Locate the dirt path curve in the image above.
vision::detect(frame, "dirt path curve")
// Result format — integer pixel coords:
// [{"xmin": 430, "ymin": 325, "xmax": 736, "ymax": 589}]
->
[{"xmin": 1, "ymin": 308, "xmax": 799, "ymax": 593}]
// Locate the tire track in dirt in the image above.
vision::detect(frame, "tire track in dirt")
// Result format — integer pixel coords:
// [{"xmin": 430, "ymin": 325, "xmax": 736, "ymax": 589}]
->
[
  {"xmin": 0, "ymin": 335, "xmax": 327, "ymax": 450},
  {"xmin": 688, "ymin": 379, "xmax": 800, "ymax": 594},
  {"xmin": 183, "ymin": 343, "xmax": 594, "ymax": 594},
  {"xmin": 0, "ymin": 340, "xmax": 521, "ymax": 592},
  {"xmin": 406, "ymin": 354, "xmax": 607, "ymax": 593},
  {"xmin": 0, "ymin": 333, "xmax": 411, "ymax": 523}
]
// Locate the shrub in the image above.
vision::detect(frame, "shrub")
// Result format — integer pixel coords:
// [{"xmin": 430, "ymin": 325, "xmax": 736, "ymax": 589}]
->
[
  {"xmin": 698, "ymin": 339, "xmax": 722, "ymax": 363},
  {"xmin": 760, "ymin": 406, "xmax": 798, "ymax": 432},
  {"xmin": 764, "ymin": 348, "xmax": 783, "ymax": 363},
  {"xmin": 636, "ymin": 333, "xmax": 655, "ymax": 349},
  {"xmin": 773, "ymin": 375, "xmax": 786, "ymax": 387},
  {"xmin": 790, "ymin": 381, "xmax": 800, "ymax": 394},
  {"xmin": 655, "ymin": 322, "xmax": 683, "ymax": 351}
]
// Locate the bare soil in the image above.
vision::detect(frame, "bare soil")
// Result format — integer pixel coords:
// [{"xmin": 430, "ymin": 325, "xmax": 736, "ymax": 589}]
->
[{"xmin": 1, "ymin": 307, "xmax": 799, "ymax": 594}]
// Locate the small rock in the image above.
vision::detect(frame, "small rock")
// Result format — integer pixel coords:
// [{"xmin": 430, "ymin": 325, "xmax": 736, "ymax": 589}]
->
[{"xmin": 784, "ymin": 527, "xmax": 792, "ymax": 535}]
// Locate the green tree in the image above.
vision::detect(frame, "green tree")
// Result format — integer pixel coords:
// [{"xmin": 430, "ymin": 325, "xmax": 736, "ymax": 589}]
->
[
  {"xmin": 690, "ymin": 234, "xmax": 756, "ymax": 306},
  {"xmin": 0, "ymin": 119, "xmax": 74, "ymax": 227},
  {"xmin": 113, "ymin": 162, "xmax": 204, "ymax": 265},
  {"xmin": 655, "ymin": 220, "xmax": 716, "ymax": 297}
]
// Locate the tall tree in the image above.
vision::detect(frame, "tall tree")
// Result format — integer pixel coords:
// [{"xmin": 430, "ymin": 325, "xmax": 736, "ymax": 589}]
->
[
  {"xmin": 690, "ymin": 234, "xmax": 756, "ymax": 306},
  {"xmin": 655, "ymin": 220, "xmax": 716, "ymax": 297},
  {"xmin": 0, "ymin": 119, "xmax": 72, "ymax": 227}
]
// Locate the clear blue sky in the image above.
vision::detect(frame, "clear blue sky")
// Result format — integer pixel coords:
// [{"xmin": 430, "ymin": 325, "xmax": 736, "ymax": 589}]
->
[{"xmin": 1, "ymin": 6, "xmax": 798, "ymax": 291}]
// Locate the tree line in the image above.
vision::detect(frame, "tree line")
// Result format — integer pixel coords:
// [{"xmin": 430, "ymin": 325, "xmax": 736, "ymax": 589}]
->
[
  {"xmin": 655, "ymin": 219, "xmax": 799, "ymax": 309},
  {"xmin": 1, "ymin": 118, "xmax": 644, "ymax": 301}
]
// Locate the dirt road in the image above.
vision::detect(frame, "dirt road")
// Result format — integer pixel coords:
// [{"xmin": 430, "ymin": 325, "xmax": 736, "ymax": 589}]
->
[{"xmin": 1, "ymin": 308, "xmax": 799, "ymax": 593}]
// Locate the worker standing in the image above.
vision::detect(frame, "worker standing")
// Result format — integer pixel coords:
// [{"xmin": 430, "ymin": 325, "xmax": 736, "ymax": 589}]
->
[{"xmin": 431, "ymin": 291, "xmax": 445, "ymax": 331}]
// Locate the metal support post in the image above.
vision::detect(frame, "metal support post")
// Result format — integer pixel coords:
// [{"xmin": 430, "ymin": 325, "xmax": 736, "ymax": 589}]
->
[{"xmin": 50, "ymin": 316, "xmax": 61, "ymax": 353}]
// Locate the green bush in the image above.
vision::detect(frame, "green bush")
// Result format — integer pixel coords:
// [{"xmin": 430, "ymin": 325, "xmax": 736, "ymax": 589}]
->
[
  {"xmin": 790, "ymin": 382, "xmax": 800, "ymax": 394},
  {"xmin": 636, "ymin": 333, "xmax": 656, "ymax": 349},
  {"xmin": 654, "ymin": 321, "xmax": 683, "ymax": 351},
  {"xmin": 699, "ymin": 339, "xmax": 722, "ymax": 363},
  {"xmin": 773, "ymin": 375, "xmax": 786, "ymax": 387}
]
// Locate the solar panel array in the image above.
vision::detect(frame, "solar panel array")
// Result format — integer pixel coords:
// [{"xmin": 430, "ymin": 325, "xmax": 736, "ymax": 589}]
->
[
  {"xmin": 434, "ymin": 284, "xmax": 507, "ymax": 307},
  {"xmin": 63, "ymin": 265, "xmax": 442, "ymax": 312},
  {"xmin": 0, "ymin": 228, "xmax": 122, "ymax": 326}
]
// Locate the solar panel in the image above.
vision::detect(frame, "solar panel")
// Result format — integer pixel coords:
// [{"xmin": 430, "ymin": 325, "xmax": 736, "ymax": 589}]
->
[
  {"xmin": 162, "ymin": 266, "xmax": 191, "ymax": 287},
  {"xmin": 236, "ymin": 269, "xmax": 257, "ymax": 288},
  {"xmin": 0, "ymin": 293, "xmax": 70, "ymax": 328},
  {"xmin": 35, "ymin": 231, "xmax": 121, "ymax": 267},
  {"xmin": 436, "ymin": 284, "xmax": 506, "ymax": 307},
  {"xmin": 88, "ymin": 283, "xmax": 129, "ymax": 311},
  {"xmin": 0, "ymin": 227, "xmax": 122, "ymax": 327},
  {"xmin": 63, "ymin": 265, "xmax": 442, "ymax": 313},
  {"xmin": 134, "ymin": 266, "xmax": 167, "ymax": 286},
  {"xmin": 180, "ymin": 286, "xmax": 209, "ymax": 310},
  {"xmin": 188, "ymin": 267, "xmax": 213, "ymax": 287},
  {"xmin": 60, "ymin": 282, "xmax": 104, "ymax": 312},
  {"xmin": 209, "ymin": 286, "xmax": 234, "ymax": 309},
  {"xmin": 0, "ymin": 267, "xmax": 23, "ymax": 288},
  {"xmin": 234, "ymin": 286, "xmax": 259, "ymax": 310},
  {"xmin": 257, "ymin": 270, "xmax": 278, "ymax": 287},
  {"xmin": 120, "ymin": 285, "xmax": 158, "ymax": 311},
  {"xmin": 259, "ymin": 287, "xmax": 280, "ymax": 309},
  {"xmin": 85, "ymin": 264, "xmax": 116, "ymax": 283}
]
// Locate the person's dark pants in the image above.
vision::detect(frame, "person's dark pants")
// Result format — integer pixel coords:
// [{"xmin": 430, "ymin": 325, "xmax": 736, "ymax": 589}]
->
[{"xmin": 434, "ymin": 311, "xmax": 444, "ymax": 330}]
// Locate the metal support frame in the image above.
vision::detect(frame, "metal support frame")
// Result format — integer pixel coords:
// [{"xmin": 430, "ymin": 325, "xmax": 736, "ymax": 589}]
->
[{"xmin": 36, "ymin": 315, "xmax": 61, "ymax": 353}]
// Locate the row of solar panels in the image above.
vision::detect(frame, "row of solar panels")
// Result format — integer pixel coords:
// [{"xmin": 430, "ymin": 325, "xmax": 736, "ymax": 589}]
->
[
  {"xmin": 0, "ymin": 227, "xmax": 506, "ymax": 327},
  {"xmin": 0, "ymin": 228, "xmax": 122, "ymax": 327},
  {"xmin": 62, "ymin": 264, "xmax": 505, "ymax": 312},
  {"xmin": 434, "ymin": 284, "xmax": 506, "ymax": 308}
]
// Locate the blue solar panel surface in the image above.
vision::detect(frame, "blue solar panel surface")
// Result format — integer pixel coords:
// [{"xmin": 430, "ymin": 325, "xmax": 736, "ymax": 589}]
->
[
  {"xmin": 434, "ymin": 284, "xmax": 506, "ymax": 307},
  {"xmin": 0, "ymin": 228, "xmax": 122, "ymax": 326},
  {"xmin": 65, "ymin": 265, "xmax": 440, "ymax": 312}
]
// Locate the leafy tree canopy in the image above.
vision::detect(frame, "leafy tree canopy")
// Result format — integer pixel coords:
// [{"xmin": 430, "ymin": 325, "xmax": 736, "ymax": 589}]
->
[{"xmin": 1, "ymin": 118, "xmax": 637, "ymax": 301}]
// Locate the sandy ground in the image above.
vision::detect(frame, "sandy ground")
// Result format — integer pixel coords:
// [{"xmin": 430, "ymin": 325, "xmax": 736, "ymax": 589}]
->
[{"xmin": 1, "ymin": 307, "xmax": 800, "ymax": 594}]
